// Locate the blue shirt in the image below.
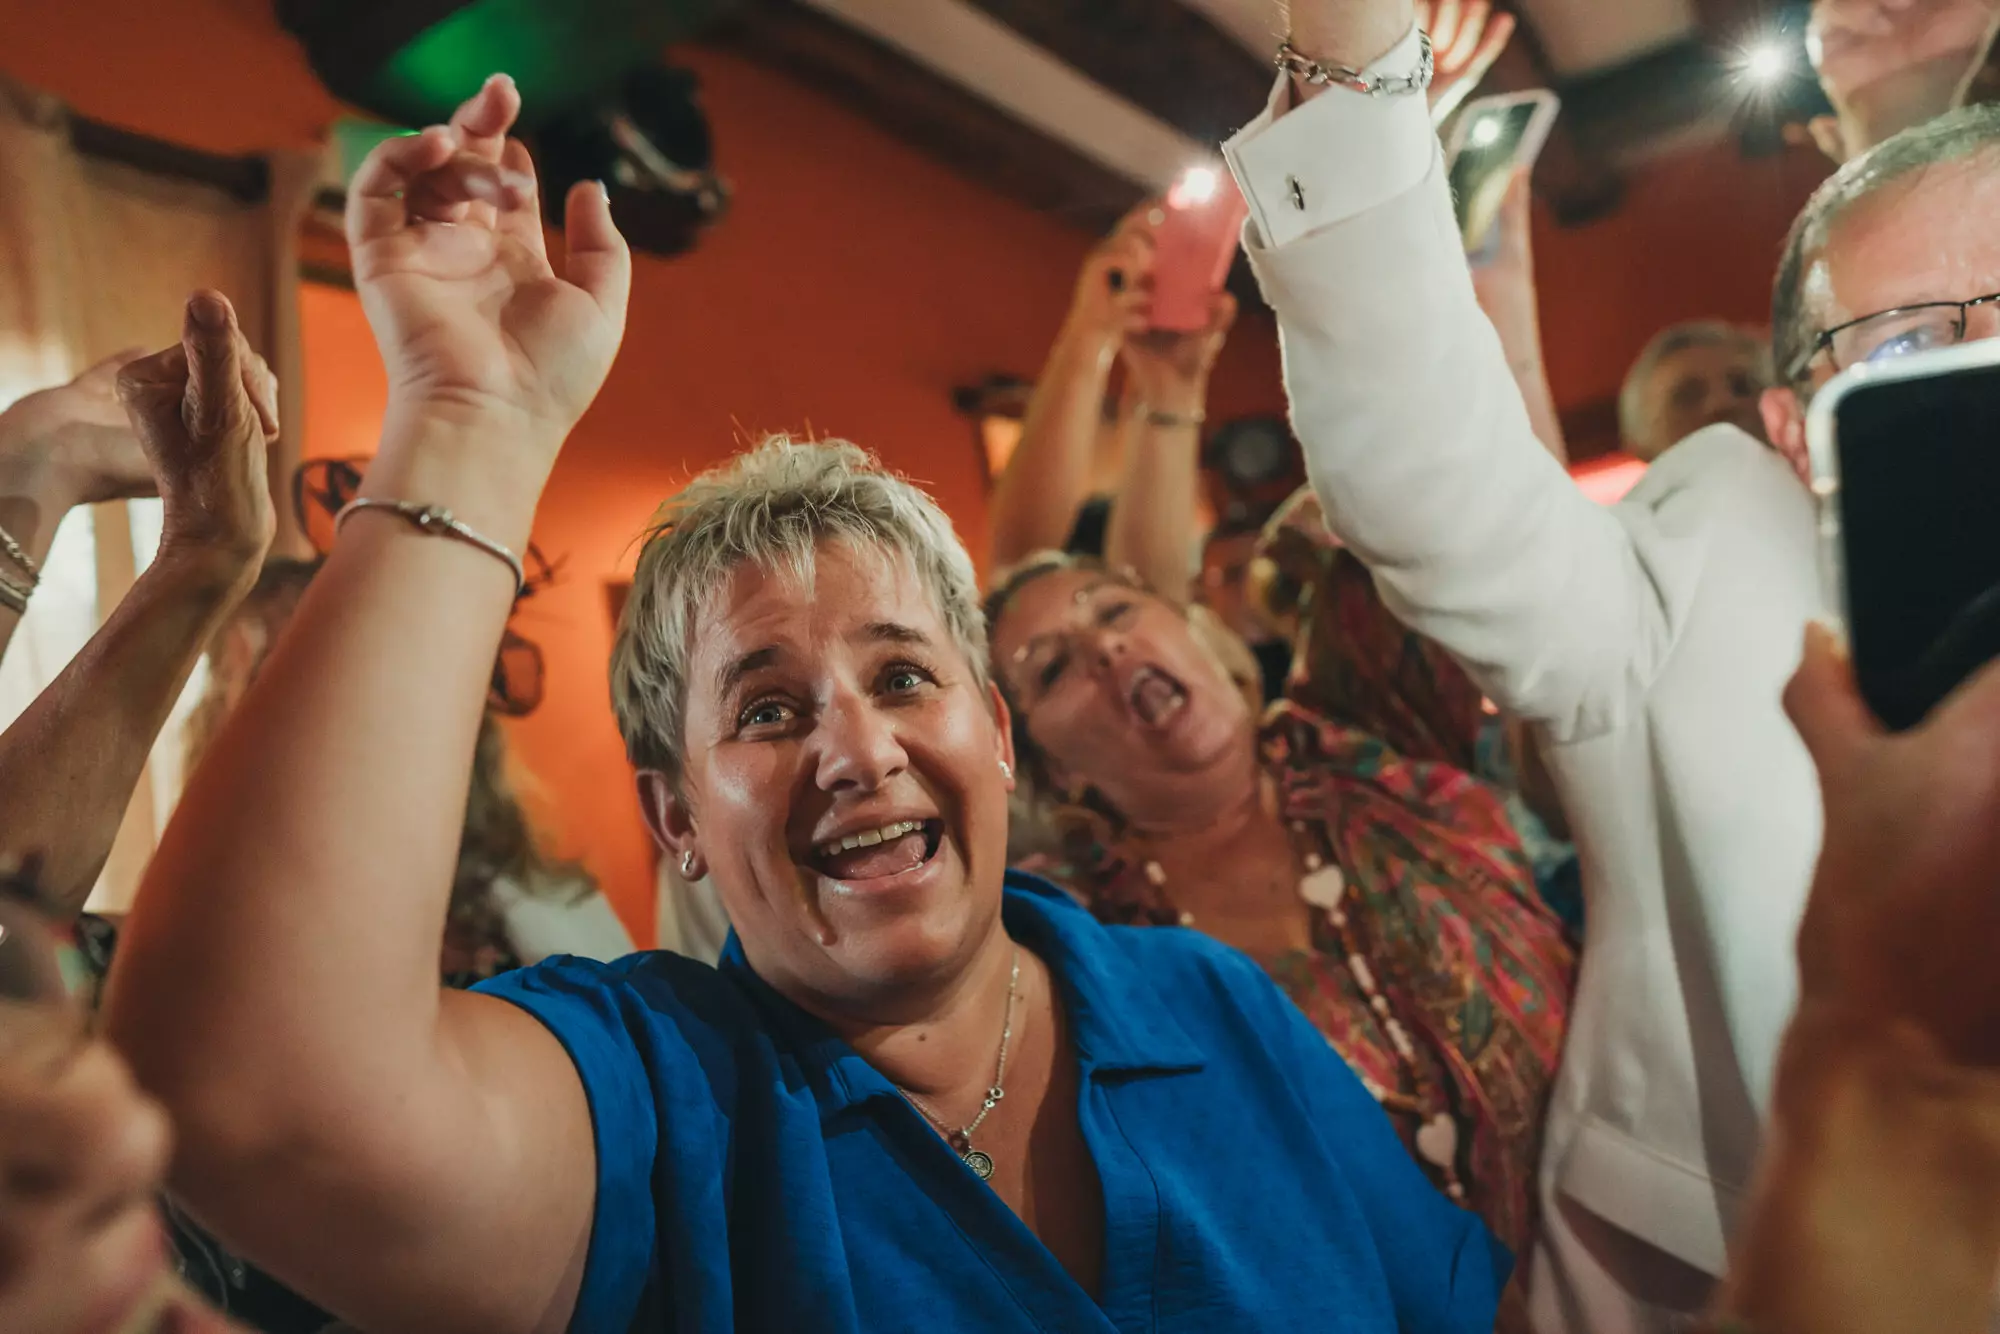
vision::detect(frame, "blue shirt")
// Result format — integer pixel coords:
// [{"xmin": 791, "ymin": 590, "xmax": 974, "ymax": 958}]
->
[{"xmin": 478, "ymin": 873, "xmax": 1506, "ymax": 1332}]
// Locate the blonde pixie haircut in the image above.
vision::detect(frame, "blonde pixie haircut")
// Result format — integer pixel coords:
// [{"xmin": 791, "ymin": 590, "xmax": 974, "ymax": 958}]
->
[{"xmin": 610, "ymin": 436, "xmax": 991, "ymax": 786}]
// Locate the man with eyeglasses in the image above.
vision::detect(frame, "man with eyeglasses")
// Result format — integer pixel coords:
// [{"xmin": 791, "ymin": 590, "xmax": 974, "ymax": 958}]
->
[
  {"xmin": 1763, "ymin": 110, "xmax": 2000, "ymax": 457},
  {"xmin": 1221, "ymin": 0, "xmax": 2000, "ymax": 1327}
]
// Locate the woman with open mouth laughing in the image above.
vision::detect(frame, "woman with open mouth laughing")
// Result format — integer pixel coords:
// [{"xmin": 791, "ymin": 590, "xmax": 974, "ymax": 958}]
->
[
  {"xmin": 984, "ymin": 534, "xmax": 1577, "ymax": 1281},
  {"xmin": 104, "ymin": 79, "xmax": 1501, "ymax": 1334}
]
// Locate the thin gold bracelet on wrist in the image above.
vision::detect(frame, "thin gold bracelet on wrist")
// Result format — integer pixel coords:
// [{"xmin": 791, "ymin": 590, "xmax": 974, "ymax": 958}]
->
[{"xmin": 1141, "ymin": 406, "xmax": 1207, "ymax": 430}]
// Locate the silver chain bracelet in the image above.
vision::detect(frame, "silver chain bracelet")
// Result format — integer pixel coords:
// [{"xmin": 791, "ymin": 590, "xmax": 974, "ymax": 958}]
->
[
  {"xmin": 334, "ymin": 498, "xmax": 526, "ymax": 596},
  {"xmin": 1275, "ymin": 30, "xmax": 1434, "ymax": 98}
]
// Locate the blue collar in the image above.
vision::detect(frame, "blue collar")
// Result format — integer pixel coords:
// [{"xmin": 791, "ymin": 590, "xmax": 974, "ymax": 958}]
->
[{"xmin": 718, "ymin": 872, "xmax": 1207, "ymax": 1121}]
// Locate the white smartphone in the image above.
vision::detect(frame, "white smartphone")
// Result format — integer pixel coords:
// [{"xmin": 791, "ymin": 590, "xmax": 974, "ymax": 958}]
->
[
  {"xmin": 1806, "ymin": 337, "xmax": 2000, "ymax": 730},
  {"xmin": 1445, "ymin": 90, "xmax": 1560, "ymax": 263}
]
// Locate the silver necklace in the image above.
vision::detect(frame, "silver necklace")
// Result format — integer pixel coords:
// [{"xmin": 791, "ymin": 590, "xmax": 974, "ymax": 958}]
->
[{"xmin": 899, "ymin": 944, "xmax": 1021, "ymax": 1181}]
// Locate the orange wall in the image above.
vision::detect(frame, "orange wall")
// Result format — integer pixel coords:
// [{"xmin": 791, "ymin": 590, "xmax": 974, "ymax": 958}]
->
[
  {"xmin": 1531, "ymin": 136, "xmax": 1830, "ymax": 418},
  {"xmin": 298, "ymin": 48, "xmax": 1287, "ymax": 941}
]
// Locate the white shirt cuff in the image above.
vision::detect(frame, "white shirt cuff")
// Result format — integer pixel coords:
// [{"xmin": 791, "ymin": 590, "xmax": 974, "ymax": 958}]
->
[{"xmin": 1222, "ymin": 24, "xmax": 1439, "ymax": 251}]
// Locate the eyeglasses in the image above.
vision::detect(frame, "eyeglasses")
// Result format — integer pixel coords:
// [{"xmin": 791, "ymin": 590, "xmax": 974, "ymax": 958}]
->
[{"xmin": 1791, "ymin": 291, "xmax": 2000, "ymax": 381}]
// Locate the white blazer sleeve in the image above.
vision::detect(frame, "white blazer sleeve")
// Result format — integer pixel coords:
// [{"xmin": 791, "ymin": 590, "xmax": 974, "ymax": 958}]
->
[{"xmin": 1224, "ymin": 35, "xmax": 1674, "ymax": 742}]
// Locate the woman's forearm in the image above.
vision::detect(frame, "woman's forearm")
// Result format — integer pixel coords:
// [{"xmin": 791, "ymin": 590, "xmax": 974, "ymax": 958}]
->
[
  {"xmin": 1104, "ymin": 406, "xmax": 1203, "ymax": 602},
  {"xmin": 0, "ymin": 433, "xmax": 84, "ymax": 664},
  {"xmin": 106, "ymin": 407, "xmax": 535, "ymax": 1144},
  {"xmin": 1712, "ymin": 1010, "xmax": 2000, "ymax": 1334},
  {"xmin": 0, "ymin": 544, "xmax": 259, "ymax": 916},
  {"xmin": 989, "ymin": 326, "xmax": 1115, "ymax": 571}
]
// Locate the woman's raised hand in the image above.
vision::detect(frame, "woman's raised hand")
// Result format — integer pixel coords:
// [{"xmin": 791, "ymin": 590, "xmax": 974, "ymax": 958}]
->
[
  {"xmin": 1062, "ymin": 202, "xmax": 1159, "ymax": 361},
  {"xmin": 1419, "ymin": 0, "xmax": 1517, "ymax": 123},
  {"xmin": 346, "ymin": 74, "xmax": 632, "ymax": 466},
  {"xmin": 114, "ymin": 292, "xmax": 278, "ymax": 569}
]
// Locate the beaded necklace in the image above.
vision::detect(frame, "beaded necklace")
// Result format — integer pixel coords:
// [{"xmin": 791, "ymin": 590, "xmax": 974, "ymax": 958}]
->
[{"xmin": 1140, "ymin": 840, "xmax": 1466, "ymax": 1202}]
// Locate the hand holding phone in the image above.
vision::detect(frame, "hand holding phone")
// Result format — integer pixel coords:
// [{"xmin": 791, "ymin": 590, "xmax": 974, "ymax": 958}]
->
[
  {"xmin": 1447, "ymin": 91, "xmax": 1560, "ymax": 261},
  {"xmin": 1808, "ymin": 338, "xmax": 2000, "ymax": 729},
  {"xmin": 1148, "ymin": 166, "xmax": 1248, "ymax": 333}
]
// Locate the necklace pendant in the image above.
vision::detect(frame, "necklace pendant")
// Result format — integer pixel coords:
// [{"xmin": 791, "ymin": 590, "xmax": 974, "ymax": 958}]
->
[
  {"xmin": 1415, "ymin": 1113, "xmax": 1459, "ymax": 1171},
  {"xmin": 1299, "ymin": 864, "xmax": 1346, "ymax": 909},
  {"xmin": 962, "ymin": 1149, "xmax": 995, "ymax": 1180}
]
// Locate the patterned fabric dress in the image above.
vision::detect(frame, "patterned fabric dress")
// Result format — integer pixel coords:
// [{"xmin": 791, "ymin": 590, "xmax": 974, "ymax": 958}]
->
[{"xmin": 1052, "ymin": 538, "xmax": 1576, "ymax": 1260}]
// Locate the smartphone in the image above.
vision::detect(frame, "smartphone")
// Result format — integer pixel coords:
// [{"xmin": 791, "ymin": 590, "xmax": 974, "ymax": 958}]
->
[
  {"xmin": 1446, "ymin": 91, "xmax": 1560, "ymax": 261},
  {"xmin": 1807, "ymin": 338, "xmax": 2000, "ymax": 730},
  {"xmin": 1149, "ymin": 165, "xmax": 1248, "ymax": 333}
]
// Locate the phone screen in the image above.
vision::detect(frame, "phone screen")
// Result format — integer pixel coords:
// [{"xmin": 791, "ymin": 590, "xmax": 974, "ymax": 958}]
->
[
  {"xmin": 1449, "ymin": 101, "xmax": 1545, "ymax": 254},
  {"xmin": 1150, "ymin": 167, "xmax": 1246, "ymax": 333},
  {"xmin": 1836, "ymin": 361, "xmax": 2000, "ymax": 730}
]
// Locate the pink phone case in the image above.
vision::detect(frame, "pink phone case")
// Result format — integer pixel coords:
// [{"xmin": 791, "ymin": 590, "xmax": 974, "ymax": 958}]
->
[{"xmin": 1149, "ymin": 172, "xmax": 1248, "ymax": 333}]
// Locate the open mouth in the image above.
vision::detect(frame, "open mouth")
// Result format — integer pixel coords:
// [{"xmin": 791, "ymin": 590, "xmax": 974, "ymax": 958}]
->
[
  {"xmin": 808, "ymin": 818, "xmax": 945, "ymax": 883},
  {"xmin": 1126, "ymin": 664, "xmax": 1188, "ymax": 727}
]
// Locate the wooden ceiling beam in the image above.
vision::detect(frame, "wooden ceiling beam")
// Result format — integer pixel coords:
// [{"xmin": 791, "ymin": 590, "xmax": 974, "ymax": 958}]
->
[
  {"xmin": 954, "ymin": 0, "xmax": 1270, "ymax": 148},
  {"xmin": 708, "ymin": 0, "xmax": 1146, "ymax": 235}
]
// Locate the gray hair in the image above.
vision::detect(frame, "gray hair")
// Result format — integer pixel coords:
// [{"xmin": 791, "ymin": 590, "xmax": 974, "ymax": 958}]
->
[
  {"xmin": 1617, "ymin": 320, "xmax": 1770, "ymax": 449},
  {"xmin": 608, "ymin": 436, "xmax": 989, "ymax": 783},
  {"xmin": 1774, "ymin": 101, "xmax": 2000, "ymax": 385}
]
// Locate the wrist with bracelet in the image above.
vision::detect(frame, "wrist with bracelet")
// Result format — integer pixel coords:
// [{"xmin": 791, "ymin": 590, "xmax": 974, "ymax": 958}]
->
[
  {"xmin": 1133, "ymin": 402, "xmax": 1207, "ymax": 430},
  {"xmin": 0, "ymin": 520, "xmax": 41, "ymax": 615},
  {"xmin": 1275, "ymin": 28, "xmax": 1434, "ymax": 99},
  {"xmin": 335, "ymin": 498, "xmax": 526, "ymax": 595}
]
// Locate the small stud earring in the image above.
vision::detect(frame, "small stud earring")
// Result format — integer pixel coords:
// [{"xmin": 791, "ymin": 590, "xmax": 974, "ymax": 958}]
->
[
  {"xmin": 1000, "ymin": 760, "xmax": 1014, "ymax": 781},
  {"xmin": 680, "ymin": 850, "xmax": 698, "ymax": 879}
]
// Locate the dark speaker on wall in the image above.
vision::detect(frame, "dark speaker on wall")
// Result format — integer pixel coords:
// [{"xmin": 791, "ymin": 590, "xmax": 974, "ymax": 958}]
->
[
  {"xmin": 275, "ymin": 0, "xmax": 734, "ymax": 256},
  {"xmin": 1203, "ymin": 417, "xmax": 1305, "ymax": 530}
]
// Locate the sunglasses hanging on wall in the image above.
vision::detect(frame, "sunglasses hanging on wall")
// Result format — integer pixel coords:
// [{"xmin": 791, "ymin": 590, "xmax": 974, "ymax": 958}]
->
[{"xmin": 291, "ymin": 458, "xmax": 562, "ymax": 717}]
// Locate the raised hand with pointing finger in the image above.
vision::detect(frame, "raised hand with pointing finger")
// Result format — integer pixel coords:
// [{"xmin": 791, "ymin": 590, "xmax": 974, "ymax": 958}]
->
[
  {"xmin": 115, "ymin": 291, "xmax": 278, "ymax": 569},
  {"xmin": 0, "ymin": 292, "xmax": 279, "ymax": 917}
]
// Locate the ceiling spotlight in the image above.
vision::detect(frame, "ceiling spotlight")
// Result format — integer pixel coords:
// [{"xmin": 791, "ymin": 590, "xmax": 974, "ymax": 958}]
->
[{"xmin": 1742, "ymin": 39, "xmax": 1793, "ymax": 86}]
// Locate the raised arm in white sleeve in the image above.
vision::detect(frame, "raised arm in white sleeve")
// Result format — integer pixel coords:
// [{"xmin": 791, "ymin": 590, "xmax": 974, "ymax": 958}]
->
[{"xmin": 1223, "ymin": 30, "xmax": 1675, "ymax": 742}]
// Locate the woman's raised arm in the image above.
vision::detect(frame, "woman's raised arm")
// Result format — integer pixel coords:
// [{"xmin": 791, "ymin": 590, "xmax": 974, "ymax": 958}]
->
[{"xmin": 105, "ymin": 76, "xmax": 631, "ymax": 1334}]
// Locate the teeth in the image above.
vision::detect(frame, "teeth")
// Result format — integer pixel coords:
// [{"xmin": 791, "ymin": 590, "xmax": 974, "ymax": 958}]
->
[{"xmin": 816, "ymin": 819, "xmax": 926, "ymax": 860}]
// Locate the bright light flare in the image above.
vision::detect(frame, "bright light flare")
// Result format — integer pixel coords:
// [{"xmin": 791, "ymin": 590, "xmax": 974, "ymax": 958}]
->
[
  {"xmin": 1741, "ymin": 38, "xmax": 1793, "ymax": 86},
  {"xmin": 1175, "ymin": 165, "xmax": 1219, "ymax": 206},
  {"xmin": 1468, "ymin": 117, "xmax": 1503, "ymax": 148}
]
